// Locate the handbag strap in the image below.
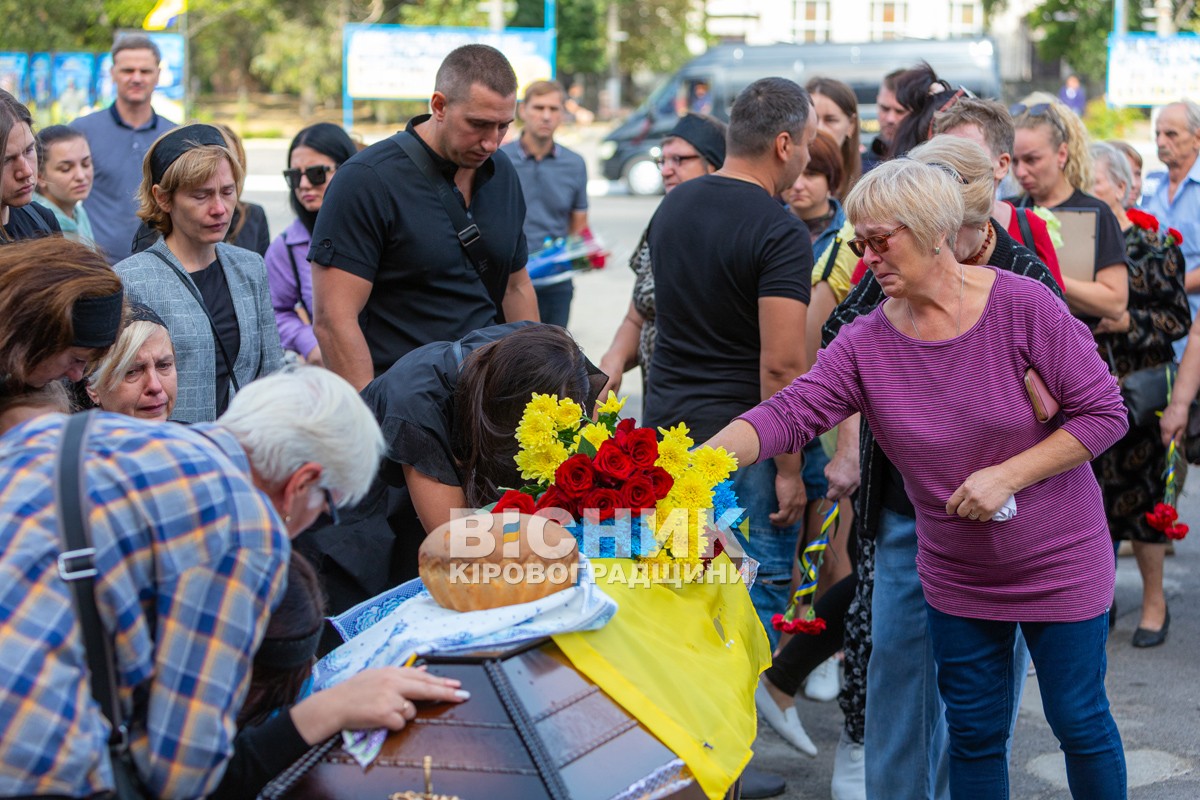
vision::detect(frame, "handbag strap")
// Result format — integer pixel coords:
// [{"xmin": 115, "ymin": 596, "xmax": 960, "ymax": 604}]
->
[
  {"xmin": 283, "ymin": 231, "xmax": 311, "ymax": 319},
  {"xmin": 1015, "ymin": 207, "xmax": 1036, "ymax": 251},
  {"xmin": 147, "ymin": 248, "xmax": 241, "ymax": 393},
  {"xmin": 53, "ymin": 411, "xmax": 129, "ymax": 750},
  {"xmin": 391, "ymin": 131, "xmax": 507, "ymax": 320}
]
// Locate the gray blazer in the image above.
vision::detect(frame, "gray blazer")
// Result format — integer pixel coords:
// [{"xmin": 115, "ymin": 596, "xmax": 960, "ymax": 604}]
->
[{"xmin": 115, "ymin": 239, "xmax": 284, "ymax": 423}]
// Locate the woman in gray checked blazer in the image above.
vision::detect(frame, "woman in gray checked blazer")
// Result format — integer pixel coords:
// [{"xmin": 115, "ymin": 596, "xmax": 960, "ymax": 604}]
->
[{"xmin": 116, "ymin": 124, "xmax": 282, "ymax": 423}]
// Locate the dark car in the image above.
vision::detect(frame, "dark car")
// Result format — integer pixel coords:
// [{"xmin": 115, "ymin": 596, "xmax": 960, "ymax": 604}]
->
[{"xmin": 600, "ymin": 37, "xmax": 1002, "ymax": 195}]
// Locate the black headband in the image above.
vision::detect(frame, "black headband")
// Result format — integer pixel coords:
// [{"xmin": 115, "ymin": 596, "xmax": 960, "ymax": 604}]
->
[
  {"xmin": 128, "ymin": 302, "xmax": 167, "ymax": 329},
  {"xmin": 72, "ymin": 289, "xmax": 125, "ymax": 348},
  {"xmin": 150, "ymin": 124, "xmax": 228, "ymax": 185},
  {"xmin": 254, "ymin": 626, "xmax": 322, "ymax": 671},
  {"xmin": 666, "ymin": 114, "xmax": 726, "ymax": 170}
]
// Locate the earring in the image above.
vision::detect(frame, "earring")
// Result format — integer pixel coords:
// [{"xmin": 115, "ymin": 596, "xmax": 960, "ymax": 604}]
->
[
  {"xmin": 284, "ymin": 514, "xmax": 292, "ymax": 524},
  {"xmin": 934, "ymin": 246, "xmax": 941, "ymax": 255}
]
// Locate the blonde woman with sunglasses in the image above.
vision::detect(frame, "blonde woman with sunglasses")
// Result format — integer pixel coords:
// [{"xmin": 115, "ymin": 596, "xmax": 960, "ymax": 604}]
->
[{"xmin": 708, "ymin": 157, "xmax": 1129, "ymax": 800}]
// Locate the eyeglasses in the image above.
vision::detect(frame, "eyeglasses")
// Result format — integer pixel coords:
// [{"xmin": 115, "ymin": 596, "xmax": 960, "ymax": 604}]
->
[
  {"xmin": 848, "ymin": 224, "xmax": 908, "ymax": 258},
  {"xmin": 323, "ymin": 487, "xmax": 340, "ymax": 526},
  {"xmin": 655, "ymin": 154, "xmax": 702, "ymax": 169},
  {"xmin": 282, "ymin": 165, "xmax": 333, "ymax": 190}
]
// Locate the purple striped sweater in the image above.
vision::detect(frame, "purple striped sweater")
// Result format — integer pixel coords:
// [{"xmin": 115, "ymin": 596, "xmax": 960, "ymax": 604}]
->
[{"xmin": 741, "ymin": 268, "xmax": 1128, "ymax": 621}]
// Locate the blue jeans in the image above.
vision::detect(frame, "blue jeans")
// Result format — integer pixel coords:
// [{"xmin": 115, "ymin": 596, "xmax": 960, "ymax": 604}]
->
[
  {"xmin": 926, "ymin": 605, "xmax": 1126, "ymax": 800},
  {"xmin": 732, "ymin": 458, "xmax": 801, "ymax": 649},
  {"xmin": 534, "ymin": 278, "xmax": 574, "ymax": 328},
  {"xmin": 865, "ymin": 509, "xmax": 1031, "ymax": 800}
]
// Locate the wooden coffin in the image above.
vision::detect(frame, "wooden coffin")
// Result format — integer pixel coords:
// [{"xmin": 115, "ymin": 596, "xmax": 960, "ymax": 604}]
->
[{"xmin": 272, "ymin": 639, "xmax": 737, "ymax": 800}]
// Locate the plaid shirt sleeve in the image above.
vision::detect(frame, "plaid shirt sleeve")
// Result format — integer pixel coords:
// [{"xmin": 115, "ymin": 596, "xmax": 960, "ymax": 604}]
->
[{"xmin": 0, "ymin": 415, "xmax": 288, "ymax": 800}]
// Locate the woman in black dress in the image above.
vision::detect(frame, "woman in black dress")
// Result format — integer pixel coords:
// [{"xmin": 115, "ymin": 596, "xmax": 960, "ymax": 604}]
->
[{"xmin": 1089, "ymin": 141, "xmax": 1190, "ymax": 647}]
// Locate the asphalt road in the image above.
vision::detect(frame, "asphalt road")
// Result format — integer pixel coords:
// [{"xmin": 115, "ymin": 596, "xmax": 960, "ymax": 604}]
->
[{"xmin": 242, "ymin": 140, "xmax": 1199, "ymax": 799}]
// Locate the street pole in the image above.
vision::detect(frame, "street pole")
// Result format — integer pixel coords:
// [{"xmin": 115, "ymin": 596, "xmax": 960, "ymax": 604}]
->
[
  {"xmin": 606, "ymin": 2, "xmax": 622, "ymax": 115},
  {"xmin": 489, "ymin": 0, "xmax": 505, "ymax": 31}
]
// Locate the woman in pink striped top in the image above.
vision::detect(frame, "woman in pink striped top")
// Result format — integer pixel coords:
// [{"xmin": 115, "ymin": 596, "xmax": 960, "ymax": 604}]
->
[{"xmin": 708, "ymin": 159, "xmax": 1129, "ymax": 799}]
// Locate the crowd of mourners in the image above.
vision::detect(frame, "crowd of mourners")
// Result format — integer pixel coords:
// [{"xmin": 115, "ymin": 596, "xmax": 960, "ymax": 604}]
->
[{"xmin": 1, "ymin": 31, "xmax": 1198, "ymax": 800}]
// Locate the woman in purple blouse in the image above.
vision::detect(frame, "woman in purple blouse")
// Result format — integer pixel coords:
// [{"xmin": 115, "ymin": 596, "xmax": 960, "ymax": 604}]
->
[
  {"xmin": 264, "ymin": 123, "xmax": 358, "ymax": 365},
  {"xmin": 707, "ymin": 159, "xmax": 1129, "ymax": 800}
]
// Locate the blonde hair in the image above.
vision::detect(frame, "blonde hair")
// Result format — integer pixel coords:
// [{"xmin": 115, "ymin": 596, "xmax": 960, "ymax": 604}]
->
[
  {"xmin": 844, "ymin": 159, "xmax": 964, "ymax": 253},
  {"xmin": 908, "ymin": 136, "xmax": 996, "ymax": 229},
  {"xmin": 86, "ymin": 319, "xmax": 173, "ymax": 396},
  {"xmin": 1013, "ymin": 93, "xmax": 1092, "ymax": 193},
  {"xmin": 137, "ymin": 136, "xmax": 245, "ymax": 237}
]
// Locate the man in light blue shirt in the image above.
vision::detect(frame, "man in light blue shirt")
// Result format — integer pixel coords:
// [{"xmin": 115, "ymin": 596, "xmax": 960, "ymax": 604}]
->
[
  {"xmin": 500, "ymin": 80, "xmax": 590, "ymax": 328},
  {"xmin": 1143, "ymin": 100, "xmax": 1200, "ymax": 355},
  {"xmin": 72, "ymin": 35, "xmax": 176, "ymax": 264}
]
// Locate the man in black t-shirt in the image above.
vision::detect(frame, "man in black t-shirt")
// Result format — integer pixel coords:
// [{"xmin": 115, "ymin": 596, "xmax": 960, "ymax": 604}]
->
[
  {"xmin": 644, "ymin": 77, "xmax": 817, "ymax": 649},
  {"xmin": 309, "ymin": 45, "xmax": 538, "ymax": 389}
]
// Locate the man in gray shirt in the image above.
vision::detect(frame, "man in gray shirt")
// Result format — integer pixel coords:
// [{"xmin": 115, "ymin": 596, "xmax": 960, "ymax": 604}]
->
[
  {"xmin": 501, "ymin": 80, "xmax": 590, "ymax": 327},
  {"xmin": 72, "ymin": 35, "xmax": 176, "ymax": 264}
]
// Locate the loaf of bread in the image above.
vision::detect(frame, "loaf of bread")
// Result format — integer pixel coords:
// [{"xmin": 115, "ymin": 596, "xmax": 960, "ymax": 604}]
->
[{"xmin": 419, "ymin": 512, "xmax": 580, "ymax": 612}]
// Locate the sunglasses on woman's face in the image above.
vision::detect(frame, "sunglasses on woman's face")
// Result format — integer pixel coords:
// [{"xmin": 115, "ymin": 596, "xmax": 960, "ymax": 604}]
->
[
  {"xmin": 282, "ymin": 165, "xmax": 333, "ymax": 190},
  {"xmin": 848, "ymin": 224, "xmax": 908, "ymax": 258}
]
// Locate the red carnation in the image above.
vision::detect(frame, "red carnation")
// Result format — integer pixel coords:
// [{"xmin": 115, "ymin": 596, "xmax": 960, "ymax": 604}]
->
[
  {"xmin": 648, "ymin": 466, "xmax": 674, "ymax": 500},
  {"xmin": 1165, "ymin": 523, "xmax": 1189, "ymax": 540},
  {"xmin": 621, "ymin": 476, "xmax": 658, "ymax": 513},
  {"xmin": 534, "ymin": 484, "xmax": 577, "ymax": 519},
  {"xmin": 555, "ymin": 453, "xmax": 596, "ymax": 498},
  {"xmin": 594, "ymin": 440, "xmax": 635, "ymax": 482},
  {"xmin": 622, "ymin": 427, "xmax": 659, "ymax": 469},
  {"xmin": 1169, "ymin": 227, "xmax": 1184, "ymax": 245},
  {"xmin": 1127, "ymin": 208, "xmax": 1159, "ymax": 232},
  {"xmin": 771, "ymin": 613, "xmax": 787, "ymax": 632},
  {"xmin": 493, "ymin": 489, "xmax": 536, "ymax": 515},
  {"xmin": 788, "ymin": 617, "xmax": 827, "ymax": 636},
  {"xmin": 581, "ymin": 487, "xmax": 622, "ymax": 521}
]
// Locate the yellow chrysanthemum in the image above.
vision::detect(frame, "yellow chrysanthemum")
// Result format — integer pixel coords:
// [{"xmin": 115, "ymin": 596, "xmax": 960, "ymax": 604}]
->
[
  {"xmin": 553, "ymin": 397, "xmax": 584, "ymax": 430},
  {"xmin": 528, "ymin": 393, "xmax": 559, "ymax": 417},
  {"xmin": 515, "ymin": 413, "xmax": 556, "ymax": 450},
  {"xmin": 658, "ymin": 422, "xmax": 694, "ymax": 450},
  {"xmin": 515, "ymin": 440, "xmax": 570, "ymax": 483},
  {"xmin": 576, "ymin": 423, "xmax": 612, "ymax": 451},
  {"xmin": 671, "ymin": 472, "xmax": 714, "ymax": 510},
  {"xmin": 596, "ymin": 391, "xmax": 627, "ymax": 415},
  {"xmin": 689, "ymin": 446, "xmax": 739, "ymax": 485},
  {"xmin": 656, "ymin": 439, "xmax": 691, "ymax": 478}
]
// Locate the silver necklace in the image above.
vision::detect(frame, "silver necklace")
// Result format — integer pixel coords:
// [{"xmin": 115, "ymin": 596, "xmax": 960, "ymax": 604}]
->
[{"xmin": 906, "ymin": 265, "xmax": 965, "ymax": 340}]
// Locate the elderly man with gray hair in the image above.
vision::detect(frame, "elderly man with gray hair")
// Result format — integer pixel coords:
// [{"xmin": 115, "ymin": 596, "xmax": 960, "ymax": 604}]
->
[
  {"xmin": 0, "ymin": 366, "xmax": 384, "ymax": 798},
  {"xmin": 1144, "ymin": 99, "xmax": 1200, "ymax": 341}
]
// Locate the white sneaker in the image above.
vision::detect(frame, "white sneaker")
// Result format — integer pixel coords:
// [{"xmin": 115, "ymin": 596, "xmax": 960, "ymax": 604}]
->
[
  {"xmin": 830, "ymin": 728, "xmax": 866, "ymax": 800},
  {"xmin": 804, "ymin": 656, "xmax": 841, "ymax": 702},
  {"xmin": 754, "ymin": 679, "xmax": 818, "ymax": 757}
]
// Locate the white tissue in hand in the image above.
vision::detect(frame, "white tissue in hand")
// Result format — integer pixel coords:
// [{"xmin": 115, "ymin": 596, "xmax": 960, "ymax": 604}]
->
[{"xmin": 991, "ymin": 495, "xmax": 1017, "ymax": 522}]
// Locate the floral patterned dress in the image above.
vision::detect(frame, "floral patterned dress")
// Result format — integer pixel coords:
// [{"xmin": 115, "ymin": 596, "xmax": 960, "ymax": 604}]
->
[
  {"xmin": 1093, "ymin": 214, "xmax": 1191, "ymax": 543},
  {"xmin": 629, "ymin": 227, "xmax": 656, "ymax": 395}
]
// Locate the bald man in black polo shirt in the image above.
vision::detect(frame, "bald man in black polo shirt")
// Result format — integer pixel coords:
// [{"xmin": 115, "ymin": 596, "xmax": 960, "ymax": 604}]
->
[{"xmin": 309, "ymin": 44, "xmax": 538, "ymax": 390}]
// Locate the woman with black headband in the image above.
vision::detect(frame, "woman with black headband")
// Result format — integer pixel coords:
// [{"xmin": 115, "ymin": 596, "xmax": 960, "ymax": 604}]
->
[
  {"xmin": 85, "ymin": 303, "xmax": 178, "ymax": 422},
  {"xmin": 115, "ymin": 123, "xmax": 283, "ymax": 423},
  {"xmin": 265, "ymin": 123, "xmax": 358, "ymax": 365},
  {"xmin": 0, "ymin": 236, "xmax": 123, "ymax": 399}
]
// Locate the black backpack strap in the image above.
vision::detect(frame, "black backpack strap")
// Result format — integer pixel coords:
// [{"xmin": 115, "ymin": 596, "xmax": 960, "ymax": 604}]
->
[
  {"xmin": 1015, "ymin": 207, "xmax": 1036, "ymax": 251},
  {"xmin": 147, "ymin": 248, "xmax": 241, "ymax": 393},
  {"xmin": 391, "ymin": 131, "xmax": 507, "ymax": 320},
  {"xmin": 54, "ymin": 411, "xmax": 128, "ymax": 749}
]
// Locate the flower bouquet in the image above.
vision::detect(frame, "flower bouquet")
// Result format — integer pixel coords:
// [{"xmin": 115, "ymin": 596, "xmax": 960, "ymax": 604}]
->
[
  {"xmin": 525, "ymin": 228, "xmax": 608, "ymax": 281},
  {"xmin": 1147, "ymin": 439, "xmax": 1189, "ymax": 541},
  {"xmin": 491, "ymin": 392, "xmax": 745, "ymax": 581}
]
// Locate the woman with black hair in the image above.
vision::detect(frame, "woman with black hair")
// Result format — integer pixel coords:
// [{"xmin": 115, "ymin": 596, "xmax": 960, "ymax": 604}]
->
[
  {"xmin": 886, "ymin": 62, "xmax": 968, "ymax": 160},
  {"xmin": 265, "ymin": 123, "xmax": 359, "ymax": 365},
  {"xmin": 0, "ymin": 90, "xmax": 60, "ymax": 242},
  {"xmin": 296, "ymin": 322, "xmax": 606, "ymax": 617}
]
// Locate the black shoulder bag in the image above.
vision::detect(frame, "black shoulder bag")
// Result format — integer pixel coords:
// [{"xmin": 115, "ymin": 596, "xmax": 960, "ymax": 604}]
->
[
  {"xmin": 54, "ymin": 411, "xmax": 155, "ymax": 800},
  {"xmin": 391, "ymin": 131, "xmax": 508, "ymax": 321},
  {"xmin": 147, "ymin": 249, "xmax": 241, "ymax": 394},
  {"xmin": 1015, "ymin": 207, "xmax": 1036, "ymax": 251}
]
